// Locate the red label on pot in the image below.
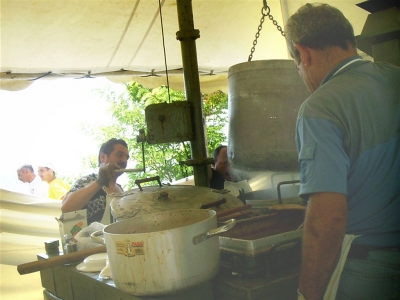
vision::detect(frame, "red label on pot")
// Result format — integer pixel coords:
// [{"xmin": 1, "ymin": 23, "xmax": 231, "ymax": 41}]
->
[{"xmin": 116, "ymin": 240, "xmax": 145, "ymax": 257}]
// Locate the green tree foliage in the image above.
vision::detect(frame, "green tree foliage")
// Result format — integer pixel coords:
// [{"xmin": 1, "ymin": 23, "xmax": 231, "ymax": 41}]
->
[{"xmin": 94, "ymin": 81, "xmax": 228, "ymax": 189}]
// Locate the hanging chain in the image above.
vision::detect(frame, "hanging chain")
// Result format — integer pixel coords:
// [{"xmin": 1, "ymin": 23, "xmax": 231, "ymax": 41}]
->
[{"xmin": 248, "ymin": 0, "xmax": 285, "ymax": 62}]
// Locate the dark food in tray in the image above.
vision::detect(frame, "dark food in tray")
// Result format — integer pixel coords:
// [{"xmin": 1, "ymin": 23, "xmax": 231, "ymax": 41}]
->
[
  {"xmin": 219, "ymin": 207, "xmax": 305, "ymax": 240},
  {"xmin": 218, "ymin": 207, "xmax": 305, "ymax": 275}
]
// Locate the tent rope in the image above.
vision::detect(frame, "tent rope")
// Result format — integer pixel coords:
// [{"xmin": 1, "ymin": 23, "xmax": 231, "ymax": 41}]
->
[{"xmin": 158, "ymin": 0, "xmax": 171, "ymax": 103}]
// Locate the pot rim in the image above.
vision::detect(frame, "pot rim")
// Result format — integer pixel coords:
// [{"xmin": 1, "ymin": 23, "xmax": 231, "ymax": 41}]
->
[{"xmin": 103, "ymin": 208, "xmax": 216, "ymax": 236}]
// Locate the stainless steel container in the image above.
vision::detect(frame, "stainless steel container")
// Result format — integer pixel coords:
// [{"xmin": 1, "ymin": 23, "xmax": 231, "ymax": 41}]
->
[
  {"xmin": 91, "ymin": 209, "xmax": 235, "ymax": 296},
  {"xmin": 228, "ymin": 60, "xmax": 310, "ymax": 171}
]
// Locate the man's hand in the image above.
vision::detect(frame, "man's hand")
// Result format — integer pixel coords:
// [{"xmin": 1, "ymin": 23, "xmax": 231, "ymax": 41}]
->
[{"xmin": 96, "ymin": 163, "xmax": 118, "ymax": 187}]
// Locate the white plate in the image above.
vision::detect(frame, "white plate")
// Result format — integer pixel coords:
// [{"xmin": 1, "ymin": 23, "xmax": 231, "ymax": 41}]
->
[{"xmin": 76, "ymin": 253, "xmax": 107, "ymax": 272}]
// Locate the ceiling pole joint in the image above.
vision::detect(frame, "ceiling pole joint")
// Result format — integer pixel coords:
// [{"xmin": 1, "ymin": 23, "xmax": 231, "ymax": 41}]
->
[{"xmin": 176, "ymin": 29, "xmax": 200, "ymax": 41}]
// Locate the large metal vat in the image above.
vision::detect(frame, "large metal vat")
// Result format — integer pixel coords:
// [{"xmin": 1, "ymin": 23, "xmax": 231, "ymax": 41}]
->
[{"xmin": 228, "ymin": 60, "xmax": 310, "ymax": 171}]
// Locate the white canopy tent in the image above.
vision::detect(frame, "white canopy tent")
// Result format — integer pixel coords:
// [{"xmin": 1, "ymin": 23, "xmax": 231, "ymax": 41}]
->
[
  {"xmin": 1, "ymin": 0, "xmax": 371, "ymax": 93},
  {"xmin": 0, "ymin": 1, "xmax": 377, "ymax": 298}
]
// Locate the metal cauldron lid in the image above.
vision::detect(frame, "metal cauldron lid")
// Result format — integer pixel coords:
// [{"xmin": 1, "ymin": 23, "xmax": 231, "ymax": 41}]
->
[{"xmin": 109, "ymin": 185, "xmax": 244, "ymax": 220}]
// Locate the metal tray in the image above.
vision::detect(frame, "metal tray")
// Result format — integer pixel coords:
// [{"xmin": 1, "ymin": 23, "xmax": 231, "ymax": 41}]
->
[
  {"xmin": 218, "ymin": 210, "xmax": 304, "ymax": 275},
  {"xmin": 219, "ymin": 228, "xmax": 303, "ymax": 257}
]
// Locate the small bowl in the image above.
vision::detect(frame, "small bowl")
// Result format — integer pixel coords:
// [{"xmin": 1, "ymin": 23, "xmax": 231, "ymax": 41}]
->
[{"xmin": 76, "ymin": 253, "xmax": 108, "ymax": 272}]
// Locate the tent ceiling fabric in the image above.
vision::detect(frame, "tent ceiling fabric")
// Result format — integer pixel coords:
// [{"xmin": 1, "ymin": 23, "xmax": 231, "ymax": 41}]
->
[{"xmin": 1, "ymin": 0, "xmax": 369, "ymax": 92}]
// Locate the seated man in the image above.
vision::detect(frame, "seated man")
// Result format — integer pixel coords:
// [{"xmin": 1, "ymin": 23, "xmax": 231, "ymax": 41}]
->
[
  {"xmin": 38, "ymin": 163, "xmax": 70, "ymax": 200},
  {"xmin": 62, "ymin": 138, "xmax": 129, "ymax": 225},
  {"xmin": 210, "ymin": 145, "xmax": 242, "ymax": 189}
]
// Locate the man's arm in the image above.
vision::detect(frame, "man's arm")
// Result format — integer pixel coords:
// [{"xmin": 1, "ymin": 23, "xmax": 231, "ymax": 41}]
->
[
  {"xmin": 61, "ymin": 163, "xmax": 119, "ymax": 213},
  {"xmin": 299, "ymin": 192, "xmax": 347, "ymax": 300},
  {"xmin": 61, "ymin": 181, "xmax": 102, "ymax": 212}
]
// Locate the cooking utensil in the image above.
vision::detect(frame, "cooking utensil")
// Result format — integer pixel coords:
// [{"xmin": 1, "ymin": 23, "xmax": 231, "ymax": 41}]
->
[
  {"xmin": 115, "ymin": 168, "xmax": 145, "ymax": 173},
  {"xmin": 200, "ymin": 198, "xmax": 227, "ymax": 209},
  {"xmin": 109, "ymin": 183, "xmax": 244, "ymax": 220},
  {"xmin": 216, "ymin": 204, "xmax": 252, "ymax": 219},
  {"xmin": 90, "ymin": 209, "xmax": 236, "ymax": 296},
  {"xmin": 17, "ymin": 245, "xmax": 106, "ymax": 275},
  {"xmin": 217, "ymin": 210, "xmax": 253, "ymax": 222}
]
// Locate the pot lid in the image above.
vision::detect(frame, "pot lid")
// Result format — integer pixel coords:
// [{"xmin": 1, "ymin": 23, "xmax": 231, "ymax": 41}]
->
[{"xmin": 109, "ymin": 185, "xmax": 244, "ymax": 220}]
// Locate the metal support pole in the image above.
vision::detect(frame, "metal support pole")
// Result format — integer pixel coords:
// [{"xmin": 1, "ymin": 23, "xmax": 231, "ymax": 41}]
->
[{"xmin": 176, "ymin": 0, "xmax": 209, "ymax": 187}]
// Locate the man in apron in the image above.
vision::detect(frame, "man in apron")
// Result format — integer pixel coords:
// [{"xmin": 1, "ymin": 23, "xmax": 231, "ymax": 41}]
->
[{"xmin": 284, "ymin": 3, "xmax": 400, "ymax": 299}]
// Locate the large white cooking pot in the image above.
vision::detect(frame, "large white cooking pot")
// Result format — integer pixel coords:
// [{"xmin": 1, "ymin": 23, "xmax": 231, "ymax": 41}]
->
[{"xmin": 91, "ymin": 209, "xmax": 235, "ymax": 296}]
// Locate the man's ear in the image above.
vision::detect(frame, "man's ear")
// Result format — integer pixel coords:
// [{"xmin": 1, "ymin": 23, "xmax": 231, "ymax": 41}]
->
[
  {"xmin": 295, "ymin": 43, "xmax": 311, "ymax": 66},
  {"xmin": 99, "ymin": 152, "xmax": 106, "ymax": 164}
]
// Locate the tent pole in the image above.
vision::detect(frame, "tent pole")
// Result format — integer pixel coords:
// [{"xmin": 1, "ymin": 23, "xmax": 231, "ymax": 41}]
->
[{"xmin": 176, "ymin": 0, "xmax": 209, "ymax": 187}]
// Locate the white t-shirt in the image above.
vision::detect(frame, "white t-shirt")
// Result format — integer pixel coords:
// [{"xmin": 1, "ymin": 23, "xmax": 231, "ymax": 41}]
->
[{"xmin": 29, "ymin": 176, "xmax": 49, "ymax": 197}]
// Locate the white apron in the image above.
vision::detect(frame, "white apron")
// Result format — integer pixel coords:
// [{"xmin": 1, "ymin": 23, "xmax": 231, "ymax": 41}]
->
[{"xmin": 298, "ymin": 234, "xmax": 360, "ymax": 300}]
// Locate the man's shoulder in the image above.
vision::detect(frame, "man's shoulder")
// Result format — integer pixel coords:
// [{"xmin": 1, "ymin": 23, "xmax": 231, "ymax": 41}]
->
[
  {"xmin": 70, "ymin": 173, "xmax": 97, "ymax": 190},
  {"xmin": 76, "ymin": 173, "xmax": 97, "ymax": 182},
  {"xmin": 29, "ymin": 176, "xmax": 48, "ymax": 187}
]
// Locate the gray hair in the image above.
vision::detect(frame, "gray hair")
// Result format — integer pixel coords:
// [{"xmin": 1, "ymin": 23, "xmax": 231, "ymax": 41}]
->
[
  {"xmin": 285, "ymin": 3, "xmax": 356, "ymax": 63},
  {"xmin": 17, "ymin": 164, "xmax": 34, "ymax": 173}
]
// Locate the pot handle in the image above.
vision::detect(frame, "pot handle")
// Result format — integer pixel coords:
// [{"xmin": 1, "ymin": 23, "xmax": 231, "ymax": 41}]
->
[
  {"xmin": 135, "ymin": 176, "xmax": 162, "ymax": 191},
  {"xmin": 192, "ymin": 219, "xmax": 236, "ymax": 245},
  {"xmin": 91, "ymin": 230, "xmax": 106, "ymax": 245}
]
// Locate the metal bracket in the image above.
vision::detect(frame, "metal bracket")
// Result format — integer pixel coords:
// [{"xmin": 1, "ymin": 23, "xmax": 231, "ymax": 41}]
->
[
  {"xmin": 179, "ymin": 157, "xmax": 214, "ymax": 166},
  {"xmin": 176, "ymin": 29, "xmax": 200, "ymax": 40},
  {"xmin": 277, "ymin": 180, "xmax": 300, "ymax": 204}
]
